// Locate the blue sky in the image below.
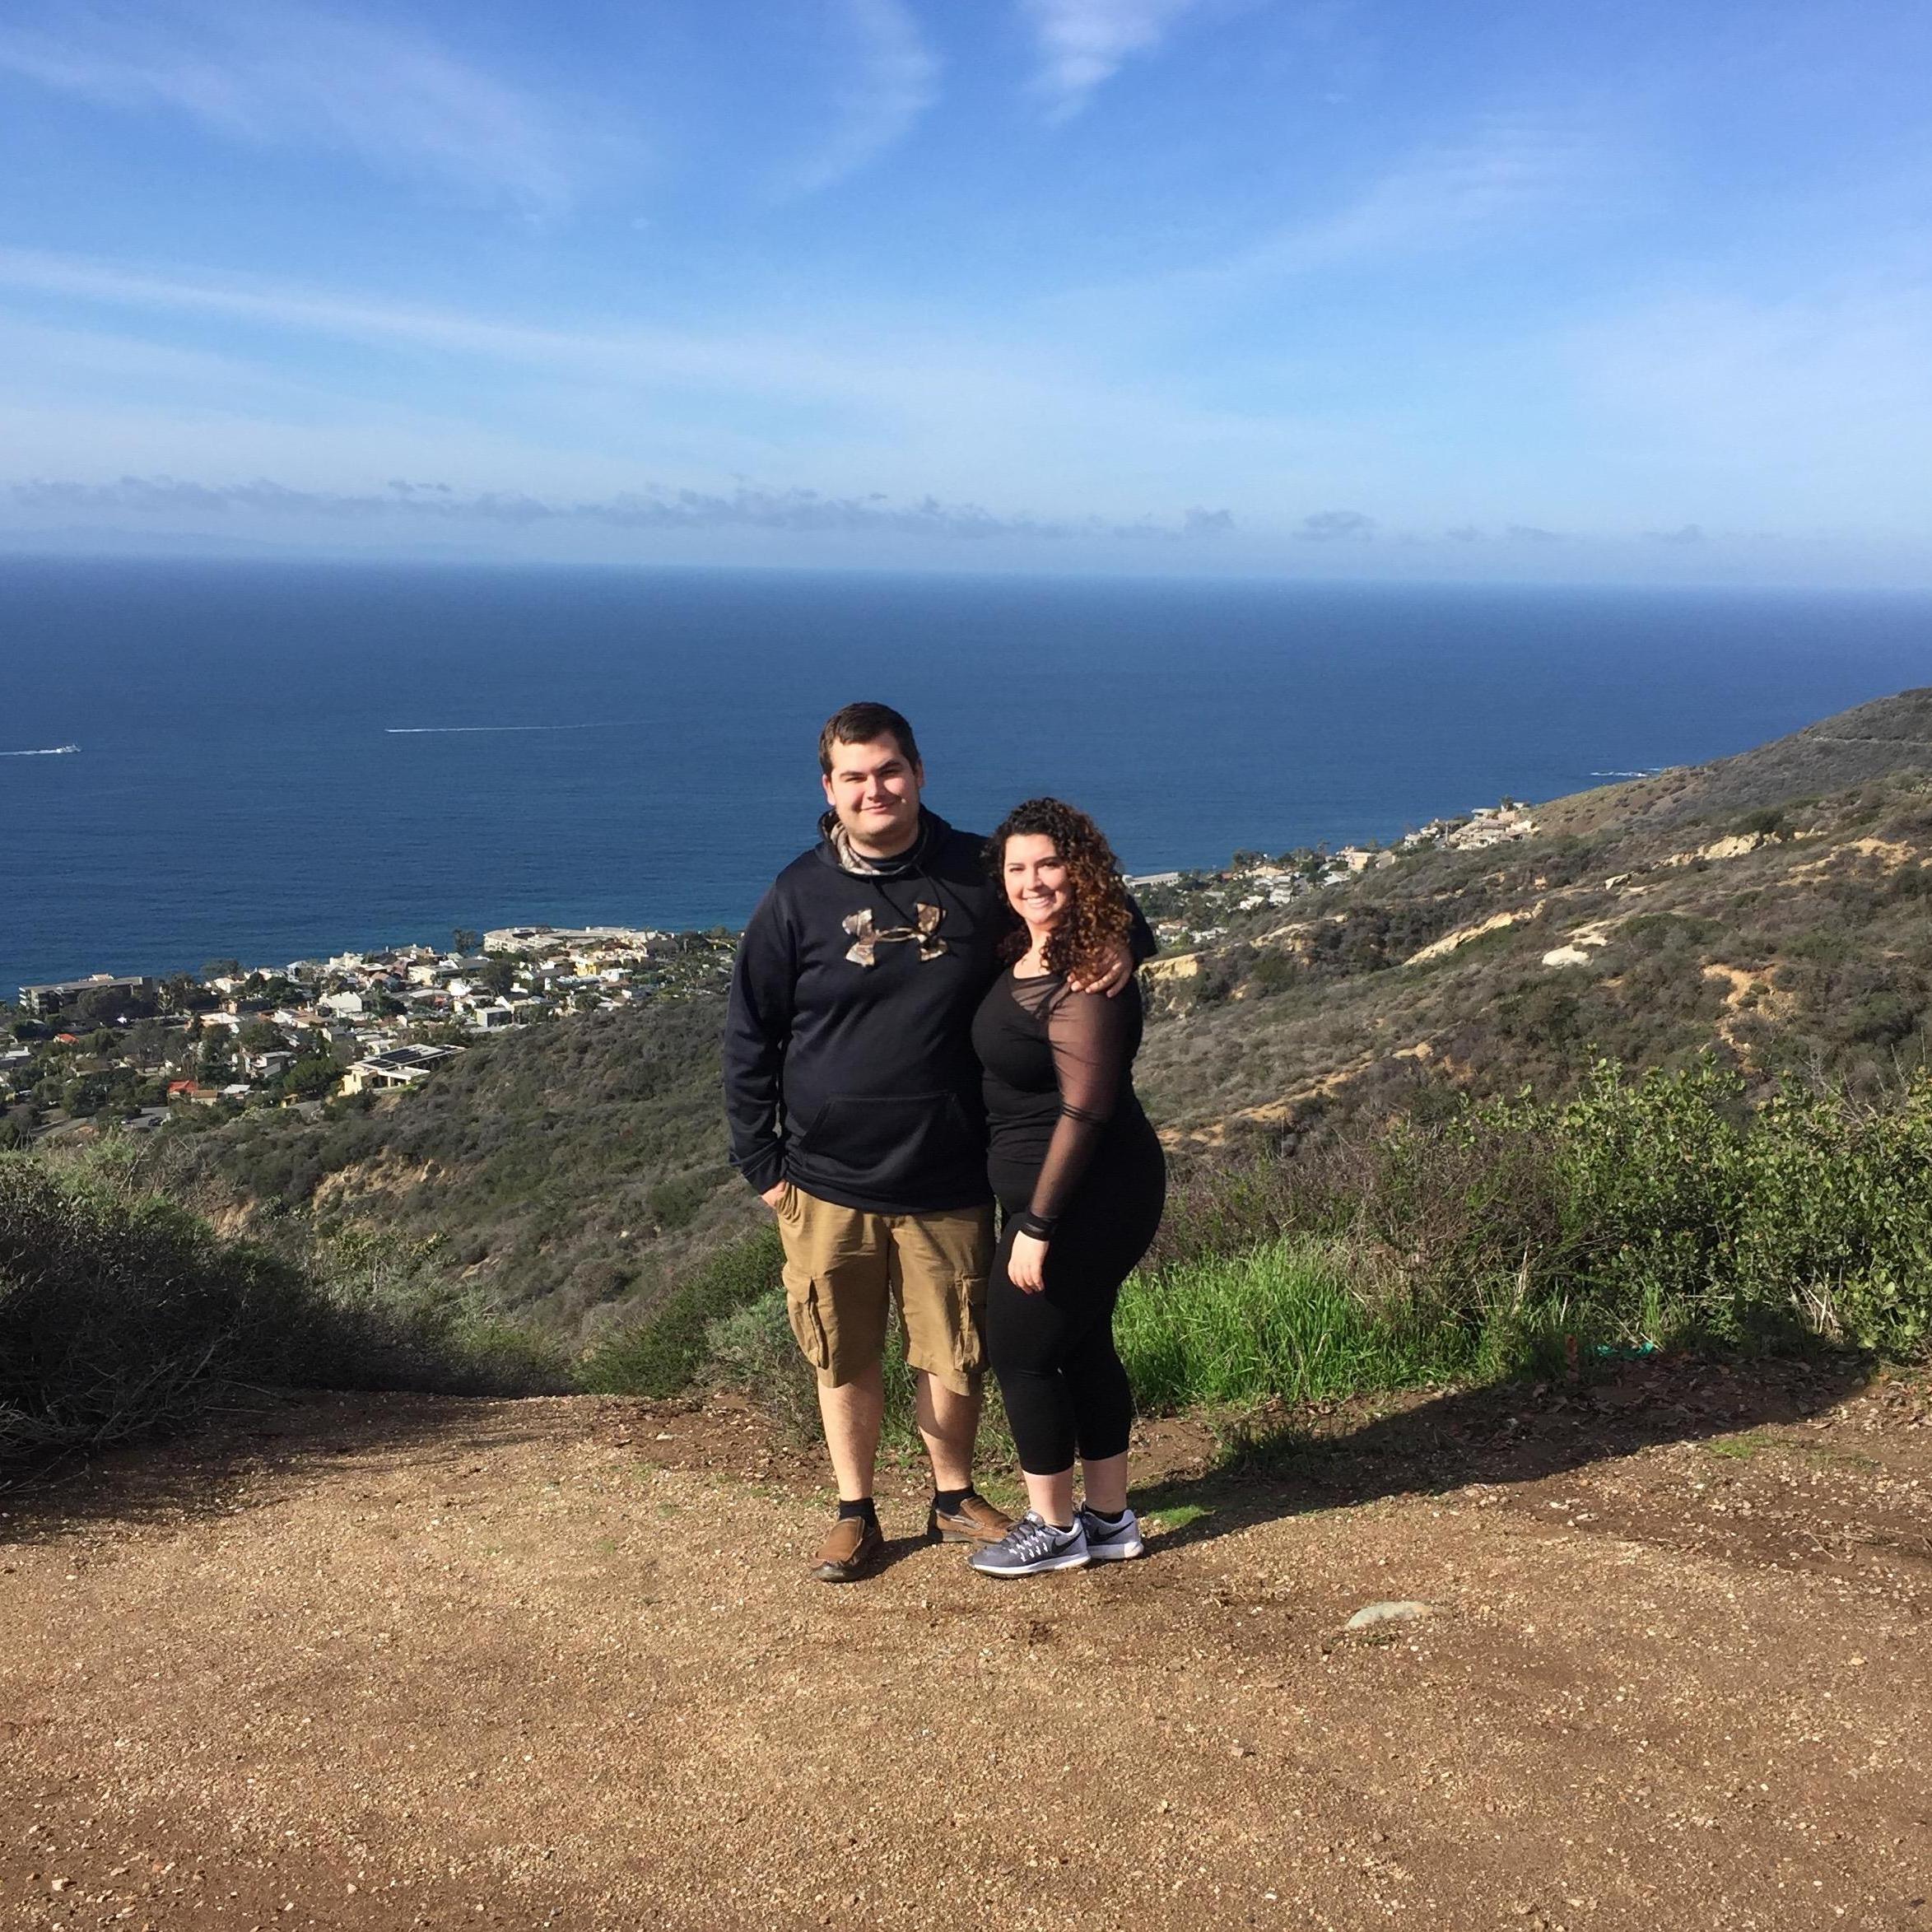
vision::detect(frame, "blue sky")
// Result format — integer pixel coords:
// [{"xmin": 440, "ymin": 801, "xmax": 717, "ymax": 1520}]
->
[{"xmin": 1, "ymin": 0, "xmax": 1928, "ymax": 582}]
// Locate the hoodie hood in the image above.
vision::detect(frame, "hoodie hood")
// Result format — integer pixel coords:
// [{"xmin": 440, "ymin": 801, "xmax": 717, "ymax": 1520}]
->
[{"xmin": 815, "ymin": 806, "xmax": 949, "ymax": 878}]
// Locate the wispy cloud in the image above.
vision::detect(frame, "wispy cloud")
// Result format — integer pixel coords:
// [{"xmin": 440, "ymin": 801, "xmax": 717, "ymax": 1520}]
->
[
  {"xmin": 0, "ymin": 312, "xmax": 281, "ymax": 390},
  {"xmin": 9, "ymin": 473, "xmax": 1236, "ymax": 543},
  {"xmin": 1040, "ymin": 110, "xmax": 1616, "ymax": 341},
  {"xmin": 0, "ymin": 246, "xmax": 894, "ymax": 405},
  {"xmin": 0, "ymin": 1, "xmax": 583, "ymax": 212},
  {"xmin": 784, "ymin": 0, "xmax": 938, "ymax": 195},
  {"xmin": 1021, "ymin": 0, "xmax": 1204, "ymax": 119},
  {"xmin": 0, "ymin": 244, "xmax": 1359, "ymax": 522},
  {"xmin": 1212, "ymin": 114, "xmax": 1604, "ymax": 286}
]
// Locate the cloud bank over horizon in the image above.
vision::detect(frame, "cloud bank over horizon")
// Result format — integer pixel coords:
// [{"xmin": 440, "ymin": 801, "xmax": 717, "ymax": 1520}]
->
[
  {"xmin": 0, "ymin": 0, "xmax": 1927, "ymax": 585},
  {"xmin": 7, "ymin": 472, "xmax": 1241, "ymax": 545}
]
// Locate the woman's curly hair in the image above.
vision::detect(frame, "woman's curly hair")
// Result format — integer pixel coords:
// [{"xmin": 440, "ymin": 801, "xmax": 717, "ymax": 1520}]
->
[{"xmin": 985, "ymin": 797, "xmax": 1133, "ymax": 978}]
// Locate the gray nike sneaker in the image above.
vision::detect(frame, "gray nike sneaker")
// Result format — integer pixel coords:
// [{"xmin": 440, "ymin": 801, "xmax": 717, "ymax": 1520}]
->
[
  {"xmin": 967, "ymin": 1510, "xmax": 1091, "ymax": 1577},
  {"xmin": 1077, "ymin": 1504, "xmax": 1146, "ymax": 1562}
]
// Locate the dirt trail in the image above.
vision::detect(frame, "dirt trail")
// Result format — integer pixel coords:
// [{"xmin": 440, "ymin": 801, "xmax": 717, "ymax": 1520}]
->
[{"xmin": 3, "ymin": 1364, "xmax": 1930, "ymax": 1932}]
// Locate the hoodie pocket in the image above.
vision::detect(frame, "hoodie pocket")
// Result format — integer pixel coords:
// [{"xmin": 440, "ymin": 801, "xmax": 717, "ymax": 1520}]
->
[{"xmin": 798, "ymin": 1091, "xmax": 977, "ymax": 1185}]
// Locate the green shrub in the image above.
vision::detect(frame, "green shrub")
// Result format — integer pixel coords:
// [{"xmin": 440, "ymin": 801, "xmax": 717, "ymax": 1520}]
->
[
  {"xmin": 0, "ymin": 1149, "xmax": 569, "ymax": 1467},
  {"xmin": 577, "ymin": 1226, "xmax": 784, "ymax": 1397},
  {"xmin": 1107, "ymin": 1057, "xmax": 1932, "ymax": 1422},
  {"xmin": 2, "ymin": 1152, "xmax": 327, "ymax": 1459},
  {"xmin": 693, "ymin": 1287, "xmax": 819, "ymax": 1438},
  {"xmin": 1452, "ymin": 1059, "xmax": 1932, "ymax": 1355},
  {"xmin": 648, "ymin": 1171, "xmax": 715, "ymax": 1231},
  {"xmin": 1166, "ymin": 1058, "xmax": 1932, "ymax": 1371},
  {"xmin": 1250, "ymin": 952, "xmax": 1301, "ymax": 996},
  {"xmin": 301, "ymin": 1221, "xmax": 573, "ymax": 1396}
]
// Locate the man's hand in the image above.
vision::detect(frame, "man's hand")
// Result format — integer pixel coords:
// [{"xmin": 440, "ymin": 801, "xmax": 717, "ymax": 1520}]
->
[
  {"xmin": 1007, "ymin": 1231, "xmax": 1049, "ymax": 1292},
  {"xmin": 1068, "ymin": 943, "xmax": 1136, "ymax": 999},
  {"xmin": 761, "ymin": 1181, "xmax": 789, "ymax": 1211}
]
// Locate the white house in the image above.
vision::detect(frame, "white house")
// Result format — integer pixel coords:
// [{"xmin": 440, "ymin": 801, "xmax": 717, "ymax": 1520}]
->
[{"xmin": 339, "ymin": 1043, "xmax": 463, "ymax": 1095}]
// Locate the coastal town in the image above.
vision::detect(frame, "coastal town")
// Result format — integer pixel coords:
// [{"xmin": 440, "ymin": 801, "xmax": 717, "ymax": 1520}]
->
[
  {"xmin": 1, "ymin": 802, "xmax": 1536, "ymax": 1147},
  {"xmin": 1133, "ymin": 798, "xmax": 1539, "ymax": 950},
  {"xmin": 0, "ymin": 922, "xmax": 737, "ymax": 1148}
]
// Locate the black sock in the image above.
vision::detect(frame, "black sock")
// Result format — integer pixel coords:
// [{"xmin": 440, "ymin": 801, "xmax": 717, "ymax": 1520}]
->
[
  {"xmin": 932, "ymin": 1486, "xmax": 976, "ymax": 1515},
  {"xmin": 1084, "ymin": 1505, "xmax": 1129, "ymax": 1526},
  {"xmin": 837, "ymin": 1497, "xmax": 878, "ymax": 1526}
]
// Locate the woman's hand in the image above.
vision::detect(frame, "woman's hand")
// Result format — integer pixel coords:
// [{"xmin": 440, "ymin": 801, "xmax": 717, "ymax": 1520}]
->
[
  {"xmin": 1068, "ymin": 944, "xmax": 1136, "ymax": 998},
  {"xmin": 1008, "ymin": 1231, "xmax": 1049, "ymax": 1292}
]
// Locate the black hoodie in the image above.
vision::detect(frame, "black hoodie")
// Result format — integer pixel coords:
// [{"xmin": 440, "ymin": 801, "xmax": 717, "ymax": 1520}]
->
[{"xmin": 723, "ymin": 809, "xmax": 1001, "ymax": 1213}]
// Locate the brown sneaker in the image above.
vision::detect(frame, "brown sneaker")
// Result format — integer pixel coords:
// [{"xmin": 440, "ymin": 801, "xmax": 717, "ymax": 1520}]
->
[
  {"xmin": 810, "ymin": 1515, "xmax": 885, "ymax": 1584},
  {"xmin": 927, "ymin": 1492, "xmax": 1013, "ymax": 1545}
]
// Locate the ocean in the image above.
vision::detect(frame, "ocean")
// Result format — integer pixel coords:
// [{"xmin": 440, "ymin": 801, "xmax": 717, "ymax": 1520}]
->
[{"xmin": 2, "ymin": 558, "xmax": 1930, "ymax": 994}]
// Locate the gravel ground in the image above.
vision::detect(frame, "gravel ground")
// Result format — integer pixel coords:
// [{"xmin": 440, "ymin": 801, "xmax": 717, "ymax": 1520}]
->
[{"xmin": 2, "ymin": 1362, "xmax": 1928, "ymax": 1931}]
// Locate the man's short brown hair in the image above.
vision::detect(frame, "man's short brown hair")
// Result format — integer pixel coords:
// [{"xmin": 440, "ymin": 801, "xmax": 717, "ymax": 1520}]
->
[{"xmin": 818, "ymin": 701, "xmax": 921, "ymax": 776}]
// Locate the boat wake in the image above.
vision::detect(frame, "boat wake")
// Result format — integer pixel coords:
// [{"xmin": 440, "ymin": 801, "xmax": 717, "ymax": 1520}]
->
[{"xmin": 1, "ymin": 744, "xmax": 79, "ymax": 757}]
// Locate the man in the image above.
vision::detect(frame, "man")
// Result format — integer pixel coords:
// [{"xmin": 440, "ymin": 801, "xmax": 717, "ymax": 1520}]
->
[{"xmin": 724, "ymin": 701, "xmax": 1140, "ymax": 1582}]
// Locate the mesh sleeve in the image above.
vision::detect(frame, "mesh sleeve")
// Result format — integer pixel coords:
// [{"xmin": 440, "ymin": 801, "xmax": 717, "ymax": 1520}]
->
[{"xmin": 1014, "ymin": 987, "xmax": 1133, "ymax": 1237}]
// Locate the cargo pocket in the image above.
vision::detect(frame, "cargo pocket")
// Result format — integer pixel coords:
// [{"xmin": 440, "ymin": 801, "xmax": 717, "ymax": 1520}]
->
[
  {"xmin": 784, "ymin": 1273, "xmax": 832, "ymax": 1373},
  {"xmin": 952, "ymin": 1272, "xmax": 987, "ymax": 1380}
]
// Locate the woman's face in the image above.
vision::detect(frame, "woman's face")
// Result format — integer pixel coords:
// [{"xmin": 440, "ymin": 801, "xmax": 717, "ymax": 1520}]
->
[{"xmin": 1003, "ymin": 832, "xmax": 1071, "ymax": 933}]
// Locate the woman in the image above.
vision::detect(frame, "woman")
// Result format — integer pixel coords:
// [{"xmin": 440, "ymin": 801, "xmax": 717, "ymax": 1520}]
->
[{"xmin": 966, "ymin": 798, "xmax": 1166, "ymax": 1577}]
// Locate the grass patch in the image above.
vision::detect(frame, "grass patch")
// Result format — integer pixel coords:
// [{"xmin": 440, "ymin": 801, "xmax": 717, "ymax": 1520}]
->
[
  {"xmin": 1147, "ymin": 1502, "xmax": 1209, "ymax": 1534},
  {"xmin": 1115, "ymin": 1236, "xmax": 1476, "ymax": 1413}
]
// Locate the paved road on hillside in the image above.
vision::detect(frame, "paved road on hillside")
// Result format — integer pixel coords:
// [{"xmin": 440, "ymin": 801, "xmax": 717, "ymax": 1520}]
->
[{"xmin": 3, "ymin": 1368, "xmax": 1929, "ymax": 1930}]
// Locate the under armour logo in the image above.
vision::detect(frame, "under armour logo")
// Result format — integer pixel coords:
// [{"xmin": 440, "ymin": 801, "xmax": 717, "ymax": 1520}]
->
[{"xmin": 843, "ymin": 903, "xmax": 945, "ymax": 966}]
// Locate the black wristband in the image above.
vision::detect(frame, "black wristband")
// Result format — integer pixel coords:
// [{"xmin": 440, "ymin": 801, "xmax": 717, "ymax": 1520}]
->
[{"xmin": 1014, "ymin": 1212, "xmax": 1056, "ymax": 1241}]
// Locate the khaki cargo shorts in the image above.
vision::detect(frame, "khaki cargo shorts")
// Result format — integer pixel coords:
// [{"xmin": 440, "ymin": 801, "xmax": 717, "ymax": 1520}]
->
[{"xmin": 772, "ymin": 1184, "xmax": 994, "ymax": 1396}]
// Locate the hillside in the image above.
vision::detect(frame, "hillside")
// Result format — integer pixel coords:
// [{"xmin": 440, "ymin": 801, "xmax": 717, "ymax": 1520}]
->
[
  {"xmin": 1127, "ymin": 684, "xmax": 1932, "ymax": 1139},
  {"xmin": 1534, "ymin": 685, "xmax": 1932, "ymax": 837},
  {"xmin": 158, "ymin": 995, "xmax": 759, "ymax": 1339},
  {"xmin": 159, "ymin": 688, "xmax": 1932, "ymax": 1338},
  {"xmin": 1137, "ymin": 757, "xmax": 1932, "ymax": 1142}
]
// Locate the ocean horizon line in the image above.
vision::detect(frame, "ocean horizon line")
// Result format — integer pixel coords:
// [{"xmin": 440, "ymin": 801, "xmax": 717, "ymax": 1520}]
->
[{"xmin": 7, "ymin": 547, "xmax": 1932, "ymax": 602}]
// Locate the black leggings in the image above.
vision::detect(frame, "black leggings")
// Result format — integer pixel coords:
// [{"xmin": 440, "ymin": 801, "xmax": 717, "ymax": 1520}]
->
[{"xmin": 987, "ymin": 1132, "xmax": 1165, "ymax": 1475}]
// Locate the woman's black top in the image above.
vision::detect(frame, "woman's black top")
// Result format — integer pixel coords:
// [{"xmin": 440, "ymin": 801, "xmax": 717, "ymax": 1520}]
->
[{"xmin": 971, "ymin": 969, "xmax": 1152, "ymax": 1236}]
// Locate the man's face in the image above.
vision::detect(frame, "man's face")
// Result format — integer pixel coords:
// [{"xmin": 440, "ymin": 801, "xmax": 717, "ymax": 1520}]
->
[{"xmin": 822, "ymin": 734, "xmax": 924, "ymax": 855}]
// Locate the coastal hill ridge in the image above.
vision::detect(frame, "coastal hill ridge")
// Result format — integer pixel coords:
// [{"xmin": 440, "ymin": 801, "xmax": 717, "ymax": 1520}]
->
[{"xmin": 142, "ymin": 685, "xmax": 1932, "ymax": 1340}]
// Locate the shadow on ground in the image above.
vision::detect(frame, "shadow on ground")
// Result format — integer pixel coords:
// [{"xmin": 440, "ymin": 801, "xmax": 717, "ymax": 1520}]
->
[
  {"xmin": 1134, "ymin": 1352, "xmax": 1878, "ymax": 1551},
  {"xmin": 0, "ymin": 1389, "xmax": 584, "ymax": 1547},
  {"xmin": 2, "ymin": 1355, "xmax": 1895, "ymax": 1563}
]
